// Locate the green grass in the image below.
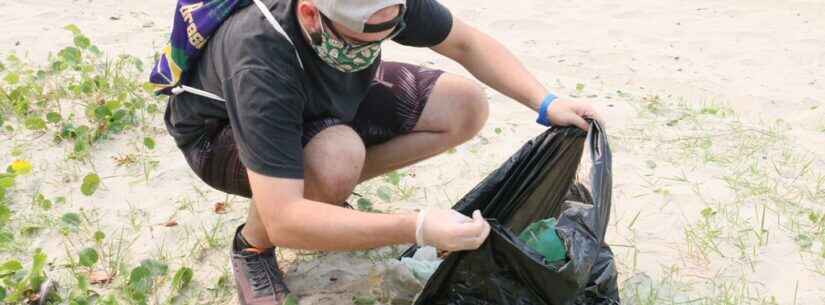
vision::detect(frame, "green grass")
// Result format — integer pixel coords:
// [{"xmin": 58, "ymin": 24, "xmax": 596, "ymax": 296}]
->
[
  {"xmin": 613, "ymin": 90, "xmax": 824, "ymax": 304},
  {"xmin": 0, "ymin": 25, "xmax": 223, "ymax": 305}
]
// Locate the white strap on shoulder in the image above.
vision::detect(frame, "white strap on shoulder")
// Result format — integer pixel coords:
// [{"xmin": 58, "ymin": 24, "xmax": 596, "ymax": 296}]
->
[
  {"xmin": 253, "ymin": 0, "xmax": 304, "ymax": 69},
  {"xmin": 171, "ymin": 85, "xmax": 226, "ymax": 102}
]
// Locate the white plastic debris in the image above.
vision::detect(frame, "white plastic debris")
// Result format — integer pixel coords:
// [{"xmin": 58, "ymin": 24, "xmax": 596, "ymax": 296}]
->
[{"xmin": 401, "ymin": 246, "xmax": 443, "ymax": 283}]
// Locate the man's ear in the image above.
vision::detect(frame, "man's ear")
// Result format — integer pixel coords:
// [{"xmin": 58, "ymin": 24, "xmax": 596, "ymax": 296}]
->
[{"xmin": 296, "ymin": 1, "xmax": 321, "ymax": 32}]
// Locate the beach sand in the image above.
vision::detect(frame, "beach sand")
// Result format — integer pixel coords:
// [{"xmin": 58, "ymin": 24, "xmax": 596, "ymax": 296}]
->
[{"xmin": 1, "ymin": 0, "xmax": 823, "ymax": 304}]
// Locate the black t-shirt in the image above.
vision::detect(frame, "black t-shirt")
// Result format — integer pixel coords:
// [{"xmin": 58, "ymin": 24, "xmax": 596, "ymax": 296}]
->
[{"xmin": 164, "ymin": 0, "xmax": 453, "ymax": 179}]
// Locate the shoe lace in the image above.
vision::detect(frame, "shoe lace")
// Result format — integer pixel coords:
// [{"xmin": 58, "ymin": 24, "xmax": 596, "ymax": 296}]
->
[{"xmin": 240, "ymin": 248, "xmax": 288, "ymax": 296}]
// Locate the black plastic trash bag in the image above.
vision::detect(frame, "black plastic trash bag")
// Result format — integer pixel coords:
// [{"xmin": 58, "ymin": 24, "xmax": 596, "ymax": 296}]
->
[{"xmin": 402, "ymin": 121, "xmax": 619, "ymax": 305}]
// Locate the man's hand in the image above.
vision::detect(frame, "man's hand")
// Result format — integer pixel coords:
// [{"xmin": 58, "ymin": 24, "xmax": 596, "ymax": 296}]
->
[
  {"xmin": 547, "ymin": 98, "xmax": 603, "ymax": 131},
  {"xmin": 419, "ymin": 209, "xmax": 491, "ymax": 251}
]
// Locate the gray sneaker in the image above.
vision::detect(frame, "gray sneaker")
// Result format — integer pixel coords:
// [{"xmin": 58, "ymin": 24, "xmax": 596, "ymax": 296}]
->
[{"xmin": 230, "ymin": 225, "xmax": 295, "ymax": 305}]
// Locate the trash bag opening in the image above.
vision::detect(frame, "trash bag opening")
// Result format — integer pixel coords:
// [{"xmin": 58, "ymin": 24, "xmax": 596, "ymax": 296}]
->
[{"xmin": 403, "ymin": 120, "xmax": 619, "ymax": 305}]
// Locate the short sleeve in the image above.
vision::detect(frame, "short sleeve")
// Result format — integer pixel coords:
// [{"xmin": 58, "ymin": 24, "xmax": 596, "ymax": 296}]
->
[
  {"xmin": 223, "ymin": 68, "xmax": 305, "ymax": 179},
  {"xmin": 392, "ymin": 0, "xmax": 453, "ymax": 47}
]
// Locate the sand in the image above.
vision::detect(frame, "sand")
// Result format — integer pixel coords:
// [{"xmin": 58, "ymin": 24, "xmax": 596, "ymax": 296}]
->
[{"xmin": 1, "ymin": 0, "xmax": 823, "ymax": 304}]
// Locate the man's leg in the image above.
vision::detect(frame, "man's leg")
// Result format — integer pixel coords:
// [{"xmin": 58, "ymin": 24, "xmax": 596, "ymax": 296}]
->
[
  {"xmin": 303, "ymin": 125, "xmax": 367, "ymax": 203},
  {"xmin": 360, "ymin": 72, "xmax": 489, "ymax": 181},
  {"xmin": 242, "ymin": 125, "xmax": 366, "ymax": 248}
]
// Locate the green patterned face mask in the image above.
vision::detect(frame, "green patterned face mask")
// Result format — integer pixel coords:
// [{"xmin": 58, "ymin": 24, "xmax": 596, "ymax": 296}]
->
[{"xmin": 305, "ymin": 13, "xmax": 405, "ymax": 73}]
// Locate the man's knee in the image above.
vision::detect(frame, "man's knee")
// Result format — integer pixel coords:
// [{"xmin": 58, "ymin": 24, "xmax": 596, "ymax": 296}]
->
[
  {"xmin": 303, "ymin": 126, "xmax": 366, "ymax": 203},
  {"xmin": 446, "ymin": 77, "xmax": 488, "ymax": 141}
]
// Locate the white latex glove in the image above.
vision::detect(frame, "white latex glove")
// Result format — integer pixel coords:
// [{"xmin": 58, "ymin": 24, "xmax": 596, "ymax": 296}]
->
[{"xmin": 416, "ymin": 209, "xmax": 491, "ymax": 251}]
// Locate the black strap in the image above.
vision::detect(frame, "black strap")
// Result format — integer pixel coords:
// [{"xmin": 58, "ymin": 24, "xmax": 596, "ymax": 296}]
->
[{"xmin": 362, "ymin": 7, "xmax": 405, "ymax": 33}]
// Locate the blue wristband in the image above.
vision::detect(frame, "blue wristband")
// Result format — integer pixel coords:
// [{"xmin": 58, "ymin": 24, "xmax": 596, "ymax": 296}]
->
[{"xmin": 536, "ymin": 93, "xmax": 557, "ymax": 126}]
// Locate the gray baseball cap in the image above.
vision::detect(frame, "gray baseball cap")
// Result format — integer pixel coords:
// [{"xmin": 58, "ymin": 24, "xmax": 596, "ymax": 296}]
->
[{"xmin": 314, "ymin": 0, "xmax": 406, "ymax": 33}]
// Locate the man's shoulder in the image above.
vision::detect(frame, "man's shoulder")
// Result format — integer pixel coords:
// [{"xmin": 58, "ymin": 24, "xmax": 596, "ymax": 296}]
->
[{"xmin": 210, "ymin": 2, "xmax": 302, "ymax": 77}]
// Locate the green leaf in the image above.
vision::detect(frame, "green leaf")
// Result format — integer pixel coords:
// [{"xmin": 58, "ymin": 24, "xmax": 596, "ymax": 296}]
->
[
  {"xmin": 700, "ymin": 107, "xmax": 719, "ymax": 115},
  {"xmin": 284, "ymin": 294, "xmax": 299, "ymax": 305},
  {"xmin": 797, "ymin": 234, "xmax": 813, "ymax": 249},
  {"xmin": 128, "ymin": 266, "xmax": 153, "ymax": 294},
  {"xmin": 356, "ymin": 198, "xmax": 373, "ymax": 212},
  {"xmin": 94, "ymin": 105, "xmax": 112, "ymax": 120},
  {"xmin": 808, "ymin": 212, "xmax": 820, "ymax": 224},
  {"xmin": 142, "ymin": 82, "xmax": 155, "ymax": 93},
  {"xmin": 58, "ymin": 47, "xmax": 82, "ymax": 64},
  {"xmin": 70, "ymin": 297, "xmax": 91, "ymax": 305},
  {"xmin": 46, "ymin": 112, "xmax": 62, "ymax": 123},
  {"xmin": 575, "ymin": 83, "xmax": 585, "ymax": 92},
  {"xmin": 0, "ymin": 260, "xmax": 22, "ymax": 276},
  {"xmin": 139, "ymin": 259, "xmax": 168, "ymax": 277},
  {"xmin": 81, "ymin": 173, "xmax": 100, "ymax": 196},
  {"xmin": 171, "ymin": 267, "xmax": 193, "ymax": 291},
  {"xmin": 700, "ymin": 207, "xmax": 716, "ymax": 218},
  {"xmin": 78, "ymin": 248, "xmax": 98, "ymax": 267},
  {"xmin": 61, "ymin": 212, "xmax": 82, "ymax": 228},
  {"xmin": 20, "ymin": 225, "xmax": 42, "ymax": 237},
  {"xmin": 74, "ymin": 35, "xmax": 91, "ymax": 49},
  {"xmin": 494, "ymin": 127, "xmax": 503, "ymax": 135},
  {"xmin": 0, "ymin": 203, "xmax": 11, "ymax": 226},
  {"xmin": 74, "ymin": 139, "xmax": 89, "ymax": 155},
  {"xmin": 94, "ymin": 230, "xmax": 105, "ymax": 244},
  {"xmin": 0, "ymin": 285, "xmax": 6, "ymax": 301},
  {"xmin": 111, "ymin": 109, "xmax": 127, "ymax": 123},
  {"xmin": 24, "ymin": 116, "xmax": 47, "ymax": 130},
  {"xmin": 76, "ymin": 273, "xmax": 90, "ymax": 292},
  {"xmin": 133, "ymin": 58, "xmax": 144, "ymax": 71},
  {"xmin": 52, "ymin": 60, "xmax": 68, "ymax": 72},
  {"xmin": 105, "ymin": 100, "xmax": 121, "ymax": 111},
  {"xmin": 75, "ymin": 125, "xmax": 90, "ymax": 137},
  {"xmin": 34, "ymin": 193, "xmax": 52, "ymax": 210},
  {"xmin": 80, "ymin": 79, "xmax": 95, "ymax": 94},
  {"xmin": 97, "ymin": 294, "xmax": 119, "ymax": 305},
  {"xmin": 0, "ymin": 229, "xmax": 13, "ymax": 247},
  {"xmin": 376, "ymin": 186, "xmax": 392, "ymax": 203},
  {"xmin": 385, "ymin": 171, "xmax": 401, "ymax": 186},
  {"xmin": 64, "ymin": 24, "xmax": 82, "ymax": 35},
  {"xmin": 143, "ymin": 137, "xmax": 155, "ymax": 150},
  {"xmin": 3, "ymin": 72, "xmax": 19, "ymax": 85},
  {"xmin": 0, "ymin": 175, "xmax": 15, "ymax": 188},
  {"xmin": 352, "ymin": 295, "xmax": 377, "ymax": 305},
  {"xmin": 30, "ymin": 249, "xmax": 47, "ymax": 289},
  {"xmin": 88, "ymin": 46, "xmax": 102, "ymax": 56}
]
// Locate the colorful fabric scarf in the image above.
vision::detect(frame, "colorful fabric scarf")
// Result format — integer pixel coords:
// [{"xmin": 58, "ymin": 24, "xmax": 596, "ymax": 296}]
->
[{"xmin": 149, "ymin": 0, "xmax": 251, "ymax": 95}]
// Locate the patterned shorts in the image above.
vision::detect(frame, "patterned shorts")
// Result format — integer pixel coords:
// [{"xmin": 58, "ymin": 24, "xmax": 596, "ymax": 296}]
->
[{"xmin": 182, "ymin": 61, "xmax": 445, "ymax": 198}]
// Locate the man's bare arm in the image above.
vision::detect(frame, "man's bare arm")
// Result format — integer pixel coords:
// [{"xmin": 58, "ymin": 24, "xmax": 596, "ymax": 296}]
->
[
  {"xmin": 432, "ymin": 17, "xmax": 602, "ymax": 130},
  {"xmin": 431, "ymin": 18, "xmax": 547, "ymax": 111},
  {"xmin": 248, "ymin": 169, "xmax": 490, "ymax": 251},
  {"xmin": 248, "ymin": 169, "xmax": 417, "ymax": 251}
]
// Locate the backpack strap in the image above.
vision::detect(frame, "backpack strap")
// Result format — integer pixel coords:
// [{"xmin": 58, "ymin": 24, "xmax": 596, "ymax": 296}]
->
[
  {"xmin": 172, "ymin": 0, "xmax": 303, "ymax": 102},
  {"xmin": 171, "ymin": 85, "xmax": 227, "ymax": 102},
  {"xmin": 253, "ymin": 0, "xmax": 304, "ymax": 69}
]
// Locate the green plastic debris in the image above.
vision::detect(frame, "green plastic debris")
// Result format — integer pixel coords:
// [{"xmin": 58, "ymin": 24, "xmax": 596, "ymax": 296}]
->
[{"xmin": 518, "ymin": 218, "xmax": 566, "ymax": 263}]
